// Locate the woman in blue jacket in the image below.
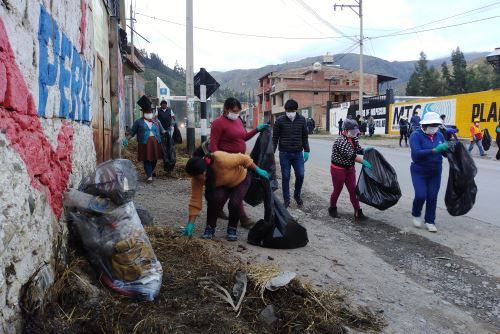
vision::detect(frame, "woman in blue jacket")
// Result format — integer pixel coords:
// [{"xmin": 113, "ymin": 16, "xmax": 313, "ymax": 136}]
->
[
  {"xmin": 409, "ymin": 112, "xmax": 449, "ymax": 232},
  {"xmin": 124, "ymin": 96, "xmax": 165, "ymax": 183}
]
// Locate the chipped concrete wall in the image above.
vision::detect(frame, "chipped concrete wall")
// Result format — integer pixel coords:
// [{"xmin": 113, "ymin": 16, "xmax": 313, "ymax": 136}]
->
[{"xmin": 0, "ymin": 0, "xmax": 101, "ymax": 331}]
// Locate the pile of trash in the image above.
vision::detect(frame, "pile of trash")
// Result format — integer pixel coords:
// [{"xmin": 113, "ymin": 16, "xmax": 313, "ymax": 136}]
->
[{"xmin": 63, "ymin": 159, "xmax": 162, "ymax": 301}]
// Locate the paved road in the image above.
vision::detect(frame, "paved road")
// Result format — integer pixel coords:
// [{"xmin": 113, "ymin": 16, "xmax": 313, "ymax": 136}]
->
[{"xmin": 306, "ymin": 138, "xmax": 499, "ymax": 226}]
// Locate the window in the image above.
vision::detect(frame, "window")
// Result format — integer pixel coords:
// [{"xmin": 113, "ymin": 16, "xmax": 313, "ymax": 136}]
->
[
  {"xmin": 314, "ymin": 91, "xmax": 319, "ymax": 95},
  {"xmin": 272, "ymin": 95, "xmax": 276, "ymax": 105},
  {"xmin": 259, "ymin": 95, "xmax": 263, "ymax": 104},
  {"xmin": 265, "ymin": 94, "xmax": 270, "ymax": 102}
]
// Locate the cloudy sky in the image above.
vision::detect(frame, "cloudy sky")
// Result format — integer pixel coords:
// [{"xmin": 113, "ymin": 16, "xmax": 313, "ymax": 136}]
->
[{"xmin": 128, "ymin": 0, "xmax": 500, "ymax": 72}]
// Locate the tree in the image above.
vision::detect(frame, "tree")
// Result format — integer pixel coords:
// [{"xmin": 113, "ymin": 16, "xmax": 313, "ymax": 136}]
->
[
  {"xmin": 405, "ymin": 52, "xmax": 428, "ymax": 95},
  {"xmin": 422, "ymin": 66, "xmax": 442, "ymax": 96},
  {"xmin": 441, "ymin": 62, "xmax": 452, "ymax": 95},
  {"xmin": 451, "ymin": 47, "xmax": 467, "ymax": 94}
]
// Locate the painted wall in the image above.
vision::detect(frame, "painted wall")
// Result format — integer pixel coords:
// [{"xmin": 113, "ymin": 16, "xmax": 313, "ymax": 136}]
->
[
  {"xmin": 389, "ymin": 90, "xmax": 500, "ymax": 137},
  {"xmin": 0, "ymin": 1, "xmax": 100, "ymax": 331}
]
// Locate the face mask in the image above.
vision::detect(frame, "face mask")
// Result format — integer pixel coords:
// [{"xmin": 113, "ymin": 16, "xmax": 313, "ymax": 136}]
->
[
  {"xmin": 226, "ymin": 112, "xmax": 240, "ymax": 121},
  {"xmin": 424, "ymin": 126, "xmax": 439, "ymax": 135},
  {"xmin": 286, "ymin": 112, "xmax": 296, "ymax": 120},
  {"xmin": 144, "ymin": 113, "xmax": 153, "ymax": 120},
  {"xmin": 474, "ymin": 122, "xmax": 479, "ymax": 126}
]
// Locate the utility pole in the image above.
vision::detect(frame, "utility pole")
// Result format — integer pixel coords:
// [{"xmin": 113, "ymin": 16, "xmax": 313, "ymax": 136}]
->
[
  {"xmin": 186, "ymin": 0, "xmax": 195, "ymax": 153},
  {"xmin": 334, "ymin": 1, "xmax": 363, "ymax": 116},
  {"xmin": 129, "ymin": 1, "xmax": 136, "ymax": 126}
]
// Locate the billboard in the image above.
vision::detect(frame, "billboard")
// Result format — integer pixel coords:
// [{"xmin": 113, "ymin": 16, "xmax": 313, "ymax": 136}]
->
[
  {"xmin": 157, "ymin": 77, "xmax": 170, "ymax": 102},
  {"xmin": 363, "ymin": 107, "xmax": 386, "ymax": 135},
  {"xmin": 389, "ymin": 90, "xmax": 500, "ymax": 137}
]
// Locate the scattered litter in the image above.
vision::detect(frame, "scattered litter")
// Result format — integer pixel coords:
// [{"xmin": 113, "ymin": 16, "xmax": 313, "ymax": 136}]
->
[
  {"xmin": 265, "ymin": 271, "xmax": 297, "ymax": 291},
  {"xmin": 259, "ymin": 305, "xmax": 278, "ymax": 325}
]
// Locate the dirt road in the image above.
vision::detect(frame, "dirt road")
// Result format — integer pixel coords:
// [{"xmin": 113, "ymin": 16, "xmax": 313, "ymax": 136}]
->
[{"xmin": 135, "ymin": 169, "xmax": 499, "ymax": 333}]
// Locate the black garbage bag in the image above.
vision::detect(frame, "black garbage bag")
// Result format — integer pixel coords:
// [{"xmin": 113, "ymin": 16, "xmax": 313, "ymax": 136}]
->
[
  {"xmin": 79, "ymin": 159, "xmax": 138, "ymax": 205},
  {"xmin": 244, "ymin": 128, "xmax": 278, "ymax": 206},
  {"xmin": 172, "ymin": 124, "xmax": 182, "ymax": 144},
  {"xmin": 248, "ymin": 178, "xmax": 308, "ymax": 249},
  {"xmin": 161, "ymin": 133, "xmax": 176, "ymax": 172},
  {"xmin": 355, "ymin": 149, "xmax": 402, "ymax": 210},
  {"xmin": 445, "ymin": 141, "xmax": 477, "ymax": 216},
  {"xmin": 482, "ymin": 128, "xmax": 491, "ymax": 151}
]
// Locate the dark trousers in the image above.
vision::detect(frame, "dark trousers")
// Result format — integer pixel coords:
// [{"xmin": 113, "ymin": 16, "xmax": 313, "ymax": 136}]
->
[
  {"xmin": 143, "ymin": 160, "xmax": 157, "ymax": 177},
  {"xmin": 279, "ymin": 151, "xmax": 305, "ymax": 202},
  {"xmin": 206, "ymin": 174, "xmax": 251, "ymax": 229},
  {"xmin": 411, "ymin": 164, "xmax": 441, "ymax": 224},
  {"xmin": 400, "ymin": 131, "xmax": 408, "ymax": 146}
]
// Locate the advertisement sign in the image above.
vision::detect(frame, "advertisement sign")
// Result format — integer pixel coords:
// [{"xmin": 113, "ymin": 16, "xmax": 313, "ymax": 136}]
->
[
  {"xmin": 157, "ymin": 77, "xmax": 170, "ymax": 102},
  {"xmin": 363, "ymin": 107, "xmax": 386, "ymax": 135},
  {"xmin": 389, "ymin": 90, "xmax": 499, "ymax": 137}
]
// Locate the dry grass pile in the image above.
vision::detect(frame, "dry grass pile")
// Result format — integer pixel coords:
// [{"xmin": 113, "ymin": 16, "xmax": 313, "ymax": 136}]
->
[
  {"xmin": 23, "ymin": 227, "xmax": 385, "ymax": 334},
  {"xmin": 122, "ymin": 139, "xmax": 194, "ymax": 179}
]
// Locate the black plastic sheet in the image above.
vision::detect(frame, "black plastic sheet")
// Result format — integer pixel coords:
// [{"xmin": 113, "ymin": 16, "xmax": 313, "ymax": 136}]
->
[
  {"xmin": 247, "ymin": 178, "xmax": 308, "ymax": 249},
  {"xmin": 161, "ymin": 133, "xmax": 176, "ymax": 172},
  {"xmin": 172, "ymin": 124, "xmax": 182, "ymax": 144},
  {"xmin": 445, "ymin": 142, "xmax": 477, "ymax": 216},
  {"xmin": 482, "ymin": 128, "xmax": 491, "ymax": 151},
  {"xmin": 356, "ymin": 149, "xmax": 402, "ymax": 210},
  {"xmin": 244, "ymin": 128, "xmax": 278, "ymax": 207}
]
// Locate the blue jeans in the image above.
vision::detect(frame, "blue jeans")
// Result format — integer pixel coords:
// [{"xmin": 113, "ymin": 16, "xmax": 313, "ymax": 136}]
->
[
  {"xmin": 468, "ymin": 139, "xmax": 485, "ymax": 155},
  {"xmin": 411, "ymin": 164, "xmax": 441, "ymax": 224},
  {"xmin": 143, "ymin": 160, "xmax": 157, "ymax": 177},
  {"xmin": 279, "ymin": 151, "xmax": 305, "ymax": 202}
]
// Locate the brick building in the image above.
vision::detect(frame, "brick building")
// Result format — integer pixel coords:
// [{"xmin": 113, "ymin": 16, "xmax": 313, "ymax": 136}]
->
[{"xmin": 258, "ymin": 63, "xmax": 394, "ymax": 129}]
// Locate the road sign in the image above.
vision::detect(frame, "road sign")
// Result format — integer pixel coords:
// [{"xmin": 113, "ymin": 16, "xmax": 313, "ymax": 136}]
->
[{"xmin": 194, "ymin": 68, "xmax": 220, "ymax": 99}]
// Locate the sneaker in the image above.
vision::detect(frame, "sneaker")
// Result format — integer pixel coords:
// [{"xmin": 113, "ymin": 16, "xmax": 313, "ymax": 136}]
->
[
  {"xmin": 146, "ymin": 177, "xmax": 153, "ymax": 183},
  {"xmin": 412, "ymin": 216, "xmax": 423, "ymax": 228},
  {"xmin": 240, "ymin": 216, "xmax": 255, "ymax": 229},
  {"xmin": 284, "ymin": 200, "xmax": 290, "ymax": 208},
  {"xmin": 426, "ymin": 223, "xmax": 437, "ymax": 233},
  {"xmin": 217, "ymin": 210, "xmax": 229, "ymax": 220},
  {"xmin": 354, "ymin": 208, "xmax": 367, "ymax": 221},
  {"xmin": 294, "ymin": 196, "xmax": 304, "ymax": 207},
  {"xmin": 202, "ymin": 226, "xmax": 216, "ymax": 240},
  {"xmin": 328, "ymin": 207, "xmax": 339, "ymax": 218},
  {"xmin": 226, "ymin": 227, "xmax": 238, "ymax": 241}
]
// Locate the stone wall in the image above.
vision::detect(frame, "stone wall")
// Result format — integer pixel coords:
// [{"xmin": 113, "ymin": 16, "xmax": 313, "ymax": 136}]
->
[{"xmin": 0, "ymin": 0, "xmax": 99, "ymax": 331}]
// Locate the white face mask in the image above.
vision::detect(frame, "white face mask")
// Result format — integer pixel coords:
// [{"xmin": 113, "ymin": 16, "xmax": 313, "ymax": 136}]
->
[
  {"xmin": 346, "ymin": 129, "xmax": 359, "ymax": 138},
  {"xmin": 424, "ymin": 126, "xmax": 439, "ymax": 135},
  {"xmin": 286, "ymin": 112, "xmax": 296, "ymax": 121},
  {"xmin": 144, "ymin": 112, "xmax": 153, "ymax": 120},
  {"xmin": 226, "ymin": 112, "xmax": 240, "ymax": 121}
]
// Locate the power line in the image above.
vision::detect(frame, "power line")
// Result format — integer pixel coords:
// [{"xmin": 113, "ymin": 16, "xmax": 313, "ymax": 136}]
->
[
  {"xmin": 375, "ymin": 1, "xmax": 500, "ymax": 37},
  {"xmin": 136, "ymin": 12, "xmax": 357, "ymax": 40},
  {"xmin": 291, "ymin": 0, "xmax": 358, "ymax": 42},
  {"xmin": 369, "ymin": 15, "xmax": 500, "ymax": 39}
]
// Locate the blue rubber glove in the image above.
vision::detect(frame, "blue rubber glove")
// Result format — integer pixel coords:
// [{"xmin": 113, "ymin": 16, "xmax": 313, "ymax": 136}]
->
[
  {"xmin": 255, "ymin": 167, "xmax": 269, "ymax": 179},
  {"xmin": 122, "ymin": 138, "xmax": 129, "ymax": 146},
  {"xmin": 256, "ymin": 124, "xmax": 269, "ymax": 132},
  {"xmin": 182, "ymin": 222, "xmax": 195, "ymax": 237},
  {"xmin": 434, "ymin": 142, "xmax": 449, "ymax": 153},
  {"xmin": 364, "ymin": 146, "xmax": 373, "ymax": 152},
  {"xmin": 362, "ymin": 160, "xmax": 372, "ymax": 169},
  {"xmin": 303, "ymin": 151, "xmax": 310, "ymax": 162}
]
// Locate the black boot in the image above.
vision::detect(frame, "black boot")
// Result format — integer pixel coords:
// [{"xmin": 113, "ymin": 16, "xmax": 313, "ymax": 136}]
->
[
  {"xmin": 294, "ymin": 196, "xmax": 304, "ymax": 207},
  {"xmin": 328, "ymin": 207, "xmax": 339, "ymax": 218},
  {"xmin": 354, "ymin": 208, "xmax": 367, "ymax": 221}
]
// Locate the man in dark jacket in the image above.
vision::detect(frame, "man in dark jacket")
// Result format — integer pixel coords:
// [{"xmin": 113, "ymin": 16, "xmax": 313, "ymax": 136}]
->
[
  {"xmin": 273, "ymin": 99, "xmax": 310, "ymax": 207},
  {"xmin": 156, "ymin": 100, "xmax": 175, "ymax": 134}
]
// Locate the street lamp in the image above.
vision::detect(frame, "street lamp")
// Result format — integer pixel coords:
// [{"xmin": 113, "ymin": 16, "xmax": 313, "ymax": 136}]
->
[{"xmin": 486, "ymin": 47, "xmax": 500, "ymax": 72}]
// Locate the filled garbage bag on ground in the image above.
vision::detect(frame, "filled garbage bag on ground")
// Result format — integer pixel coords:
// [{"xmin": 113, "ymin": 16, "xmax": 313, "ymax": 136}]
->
[
  {"xmin": 356, "ymin": 149, "xmax": 402, "ymax": 210},
  {"xmin": 244, "ymin": 128, "xmax": 278, "ymax": 206},
  {"xmin": 63, "ymin": 189, "xmax": 117, "ymax": 214},
  {"xmin": 79, "ymin": 159, "xmax": 137, "ymax": 205},
  {"xmin": 482, "ymin": 128, "xmax": 491, "ymax": 151},
  {"xmin": 67, "ymin": 202, "xmax": 162, "ymax": 301},
  {"xmin": 161, "ymin": 133, "xmax": 176, "ymax": 172},
  {"xmin": 172, "ymin": 124, "xmax": 182, "ymax": 144},
  {"xmin": 445, "ymin": 141, "xmax": 477, "ymax": 216},
  {"xmin": 248, "ymin": 178, "xmax": 308, "ymax": 249}
]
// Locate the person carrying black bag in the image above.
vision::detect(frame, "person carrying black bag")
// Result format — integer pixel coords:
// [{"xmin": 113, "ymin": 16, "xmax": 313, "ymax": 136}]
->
[{"xmin": 156, "ymin": 100, "xmax": 177, "ymax": 172}]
